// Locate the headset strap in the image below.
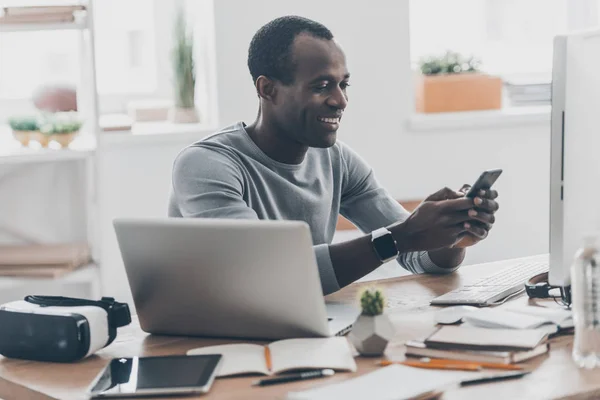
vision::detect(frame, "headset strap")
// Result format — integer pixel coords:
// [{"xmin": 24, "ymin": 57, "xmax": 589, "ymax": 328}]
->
[{"xmin": 24, "ymin": 295, "xmax": 131, "ymax": 328}]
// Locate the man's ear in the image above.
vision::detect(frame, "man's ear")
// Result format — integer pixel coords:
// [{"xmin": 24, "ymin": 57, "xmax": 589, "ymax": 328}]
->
[{"xmin": 255, "ymin": 75, "xmax": 277, "ymax": 102}]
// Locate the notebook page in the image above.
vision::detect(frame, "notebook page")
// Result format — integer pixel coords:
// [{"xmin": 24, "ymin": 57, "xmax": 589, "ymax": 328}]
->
[
  {"xmin": 505, "ymin": 305, "xmax": 573, "ymax": 327},
  {"xmin": 463, "ymin": 309, "xmax": 551, "ymax": 329},
  {"xmin": 187, "ymin": 343, "xmax": 268, "ymax": 377},
  {"xmin": 269, "ymin": 337, "xmax": 357, "ymax": 375},
  {"xmin": 286, "ymin": 365, "xmax": 473, "ymax": 400}
]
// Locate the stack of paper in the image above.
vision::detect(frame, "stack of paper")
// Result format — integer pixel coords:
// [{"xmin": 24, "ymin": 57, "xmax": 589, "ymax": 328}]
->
[{"xmin": 0, "ymin": 243, "xmax": 90, "ymax": 277}]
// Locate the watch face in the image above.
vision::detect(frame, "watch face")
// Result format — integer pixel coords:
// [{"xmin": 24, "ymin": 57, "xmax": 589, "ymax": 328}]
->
[{"xmin": 374, "ymin": 233, "xmax": 398, "ymax": 261}]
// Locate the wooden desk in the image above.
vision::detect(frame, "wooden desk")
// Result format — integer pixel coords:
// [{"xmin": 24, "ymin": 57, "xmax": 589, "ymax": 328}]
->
[{"xmin": 1, "ymin": 255, "xmax": 598, "ymax": 400}]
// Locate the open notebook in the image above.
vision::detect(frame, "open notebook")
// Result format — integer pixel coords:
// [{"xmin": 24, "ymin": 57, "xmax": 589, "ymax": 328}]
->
[{"xmin": 187, "ymin": 337, "xmax": 357, "ymax": 377}]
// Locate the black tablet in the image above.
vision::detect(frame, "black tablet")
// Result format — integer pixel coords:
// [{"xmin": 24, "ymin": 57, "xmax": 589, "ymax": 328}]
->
[{"xmin": 87, "ymin": 354, "xmax": 222, "ymax": 398}]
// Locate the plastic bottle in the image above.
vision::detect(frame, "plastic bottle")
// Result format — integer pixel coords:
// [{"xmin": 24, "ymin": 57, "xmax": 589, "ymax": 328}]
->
[{"xmin": 571, "ymin": 235, "xmax": 600, "ymax": 368}]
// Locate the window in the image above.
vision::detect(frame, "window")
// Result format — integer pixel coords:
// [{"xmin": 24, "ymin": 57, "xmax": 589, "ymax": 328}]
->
[
  {"xmin": 409, "ymin": 0, "xmax": 599, "ymax": 82},
  {"xmin": 0, "ymin": 0, "xmax": 158, "ymax": 98}
]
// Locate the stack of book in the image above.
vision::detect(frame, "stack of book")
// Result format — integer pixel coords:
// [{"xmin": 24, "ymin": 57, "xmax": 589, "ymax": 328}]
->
[
  {"xmin": 504, "ymin": 76, "xmax": 551, "ymax": 107},
  {"xmin": 405, "ymin": 326, "xmax": 551, "ymax": 365},
  {"xmin": 0, "ymin": 5, "xmax": 86, "ymax": 25},
  {"xmin": 0, "ymin": 243, "xmax": 90, "ymax": 278}
]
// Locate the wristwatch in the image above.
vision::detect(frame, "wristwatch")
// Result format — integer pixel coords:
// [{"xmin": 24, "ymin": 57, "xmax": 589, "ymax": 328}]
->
[{"xmin": 371, "ymin": 227, "xmax": 399, "ymax": 263}]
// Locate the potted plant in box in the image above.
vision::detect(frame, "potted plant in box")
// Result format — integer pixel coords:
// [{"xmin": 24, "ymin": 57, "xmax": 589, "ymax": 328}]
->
[
  {"xmin": 40, "ymin": 112, "xmax": 82, "ymax": 148},
  {"xmin": 415, "ymin": 51, "xmax": 502, "ymax": 113},
  {"xmin": 348, "ymin": 288, "xmax": 395, "ymax": 356},
  {"xmin": 7, "ymin": 115, "xmax": 40, "ymax": 146}
]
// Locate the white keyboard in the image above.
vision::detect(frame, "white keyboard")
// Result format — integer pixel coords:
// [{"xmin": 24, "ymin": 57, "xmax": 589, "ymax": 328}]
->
[{"xmin": 431, "ymin": 258, "xmax": 549, "ymax": 306}]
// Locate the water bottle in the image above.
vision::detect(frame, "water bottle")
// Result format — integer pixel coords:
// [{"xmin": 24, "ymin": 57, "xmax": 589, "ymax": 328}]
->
[{"xmin": 571, "ymin": 235, "xmax": 600, "ymax": 368}]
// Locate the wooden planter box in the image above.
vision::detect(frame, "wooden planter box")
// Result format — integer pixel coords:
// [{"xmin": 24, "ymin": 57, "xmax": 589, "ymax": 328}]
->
[{"xmin": 415, "ymin": 73, "xmax": 503, "ymax": 113}]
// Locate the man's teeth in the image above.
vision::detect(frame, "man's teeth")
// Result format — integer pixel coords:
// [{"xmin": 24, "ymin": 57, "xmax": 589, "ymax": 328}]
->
[{"xmin": 318, "ymin": 117, "xmax": 339, "ymax": 124}]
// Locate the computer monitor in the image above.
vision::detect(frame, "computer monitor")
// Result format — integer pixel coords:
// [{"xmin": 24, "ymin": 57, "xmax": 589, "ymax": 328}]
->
[{"xmin": 549, "ymin": 29, "xmax": 600, "ymax": 288}]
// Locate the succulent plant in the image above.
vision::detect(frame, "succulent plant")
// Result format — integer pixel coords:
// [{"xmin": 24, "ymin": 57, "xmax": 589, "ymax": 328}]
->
[
  {"xmin": 419, "ymin": 51, "xmax": 481, "ymax": 76},
  {"xmin": 171, "ymin": 6, "xmax": 196, "ymax": 109},
  {"xmin": 360, "ymin": 288, "xmax": 385, "ymax": 316},
  {"xmin": 39, "ymin": 112, "xmax": 82, "ymax": 135},
  {"xmin": 8, "ymin": 115, "xmax": 39, "ymax": 131}
]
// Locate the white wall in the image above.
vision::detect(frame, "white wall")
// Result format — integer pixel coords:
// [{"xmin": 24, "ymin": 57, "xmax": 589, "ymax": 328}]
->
[{"xmin": 211, "ymin": 0, "xmax": 550, "ymax": 266}]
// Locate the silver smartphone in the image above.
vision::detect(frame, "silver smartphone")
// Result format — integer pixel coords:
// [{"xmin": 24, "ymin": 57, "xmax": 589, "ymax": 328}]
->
[{"xmin": 87, "ymin": 354, "xmax": 222, "ymax": 398}]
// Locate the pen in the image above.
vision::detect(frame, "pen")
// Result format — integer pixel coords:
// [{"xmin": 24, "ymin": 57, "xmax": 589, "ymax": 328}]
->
[
  {"xmin": 460, "ymin": 371, "xmax": 530, "ymax": 386},
  {"xmin": 252, "ymin": 369, "xmax": 335, "ymax": 387}
]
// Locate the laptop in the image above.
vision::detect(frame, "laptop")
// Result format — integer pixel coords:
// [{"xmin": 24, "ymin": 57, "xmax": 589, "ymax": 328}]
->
[{"xmin": 113, "ymin": 218, "xmax": 359, "ymax": 340}]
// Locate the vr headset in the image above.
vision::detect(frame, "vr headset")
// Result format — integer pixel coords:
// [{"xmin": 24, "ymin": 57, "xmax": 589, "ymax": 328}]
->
[{"xmin": 0, "ymin": 295, "xmax": 131, "ymax": 362}]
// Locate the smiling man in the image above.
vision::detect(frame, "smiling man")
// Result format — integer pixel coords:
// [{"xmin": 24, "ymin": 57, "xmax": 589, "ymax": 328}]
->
[{"xmin": 168, "ymin": 16, "xmax": 499, "ymax": 294}]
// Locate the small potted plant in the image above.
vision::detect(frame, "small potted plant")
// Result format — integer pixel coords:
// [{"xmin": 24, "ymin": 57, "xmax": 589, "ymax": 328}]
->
[
  {"xmin": 415, "ymin": 50, "xmax": 502, "ymax": 113},
  {"xmin": 40, "ymin": 112, "xmax": 82, "ymax": 148},
  {"xmin": 168, "ymin": 5, "xmax": 199, "ymax": 123},
  {"xmin": 7, "ymin": 115, "xmax": 40, "ymax": 146},
  {"xmin": 348, "ymin": 288, "xmax": 395, "ymax": 356}
]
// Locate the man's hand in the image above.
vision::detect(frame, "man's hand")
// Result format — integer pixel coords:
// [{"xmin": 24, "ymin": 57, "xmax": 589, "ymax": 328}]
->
[
  {"xmin": 454, "ymin": 187, "xmax": 499, "ymax": 248},
  {"xmin": 391, "ymin": 187, "xmax": 480, "ymax": 252}
]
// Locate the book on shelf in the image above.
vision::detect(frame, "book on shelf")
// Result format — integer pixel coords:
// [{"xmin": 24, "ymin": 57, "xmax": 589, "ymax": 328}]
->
[
  {"xmin": 405, "ymin": 339, "xmax": 549, "ymax": 364},
  {"xmin": 0, "ymin": 12, "xmax": 75, "ymax": 24},
  {"xmin": 1, "ymin": 5, "xmax": 85, "ymax": 16},
  {"xmin": 187, "ymin": 337, "xmax": 357, "ymax": 377},
  {"xmin": 0, "ymin": 243, "xmax": 90, "ymax": 278}
]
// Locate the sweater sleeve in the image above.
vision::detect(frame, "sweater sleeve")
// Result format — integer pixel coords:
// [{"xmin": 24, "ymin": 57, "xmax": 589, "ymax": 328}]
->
[{"xmin": 337, "ymin": 142, "xmax": 460, "ymax": 275}]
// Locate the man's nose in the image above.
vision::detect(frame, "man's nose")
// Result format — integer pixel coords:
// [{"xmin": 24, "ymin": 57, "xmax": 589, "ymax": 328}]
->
[{"xmin": 327, "ymin": 87, "xmax": 348, "ymax": 109}]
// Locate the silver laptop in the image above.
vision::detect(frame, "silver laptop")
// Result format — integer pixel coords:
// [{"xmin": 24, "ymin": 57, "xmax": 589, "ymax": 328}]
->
[{"xmin": 113, "ymin": 218, "xmax": 359, "ymax": 340}]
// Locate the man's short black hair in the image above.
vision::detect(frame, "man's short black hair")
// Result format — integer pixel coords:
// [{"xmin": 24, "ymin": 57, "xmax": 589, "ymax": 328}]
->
[{"xmin": 248, "ymin": 16, "xmax": 333, "ymax": 85}]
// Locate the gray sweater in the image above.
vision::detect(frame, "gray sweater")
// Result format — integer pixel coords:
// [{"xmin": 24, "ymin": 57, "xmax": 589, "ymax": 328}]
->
[{"xmin": 169, "ymin": 122, "xmax": 458, "ymax": 294}]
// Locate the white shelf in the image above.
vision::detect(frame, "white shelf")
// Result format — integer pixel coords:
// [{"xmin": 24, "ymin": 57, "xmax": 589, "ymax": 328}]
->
[
  {"xmin": 407, "ymin": 105, "xmax": 551, "ymax": 132},
  {"xmin": 0, "ymin": 129, "xmax": 96, "ymax": 165},
  {"xmin": 100, "ymin": 121, "xmax": 217, "ymax": 147},
  {"xmin": 0, "ymin": 263, "xmax": 98, "ymax": 290},
  {"xmin": 0, "ymin": 21, "xmax": 87, "ymax": 33}
]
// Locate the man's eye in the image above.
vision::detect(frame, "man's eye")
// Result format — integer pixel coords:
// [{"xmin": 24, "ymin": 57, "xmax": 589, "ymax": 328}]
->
[
  {"xmin": 341, "ymin": 82, "xmax": 351, "ymax": 90},
  {"xmin": 313, "ymin": 85, "xmax": 328, "ymax": 93}
]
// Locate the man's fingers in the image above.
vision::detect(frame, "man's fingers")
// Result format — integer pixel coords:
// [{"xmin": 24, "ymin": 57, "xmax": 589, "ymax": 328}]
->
[
  {"xmin": 474, "ymin": 197, "xmax": 499, "ymax": 213},
  {"xmin": 459, "ymin": 184, "xmax": 471, "ymax": 194},
  {"xmin": 467, "ymin": 209, "xmax": 495, "ymax": 225},
  {"xmin": 470, "ymin": 220, "xmax": 493, "ymax": 232},
  {"xmin": 426, "ymin": 186, "xmax": 464, "ymax": 201},
  {"xmin": 476, "ymin": 189, "xmax": 499, "ymax": 199},
  {"xmin": 439, "ymin": 197, "xmax": 476, "ymax": 212},
  {"xmin": 464, "ymin": 222, "xmax": 487, "ymax": 239}
]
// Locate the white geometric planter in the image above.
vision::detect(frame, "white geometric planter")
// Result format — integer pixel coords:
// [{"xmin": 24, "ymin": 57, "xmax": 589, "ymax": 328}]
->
[{"xmin": 348, "ymin": 314, "xmax": 395, "ymax": 356}]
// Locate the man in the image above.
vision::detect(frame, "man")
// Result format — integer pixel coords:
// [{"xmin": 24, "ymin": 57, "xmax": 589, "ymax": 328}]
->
[{"xmin": 169, "ymin": 16, "xmax": 499, "ymax": 295}]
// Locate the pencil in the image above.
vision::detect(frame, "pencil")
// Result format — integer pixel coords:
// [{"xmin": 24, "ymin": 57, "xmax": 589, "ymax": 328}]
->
[
  {"xmin": 379, "ymin": 359, "xmax": 523, "ymax": 371},
  {"xmin": 398, "ymin": 360, "xmax": 481, "ymax": 371},
  {"xmin": 264, "ymin": 346, "xmax": 272, "ymax": 372},
  {"xmin": 423, "ymin": 358, "xmax": 523, "ymax": 371}
]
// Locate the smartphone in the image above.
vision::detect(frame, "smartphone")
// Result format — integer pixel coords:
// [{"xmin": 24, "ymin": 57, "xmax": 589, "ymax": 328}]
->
[
  {"xmin": 87, "ymin": 354, "xmax": 222, "ymax": 398},
  {"xmin": 465, "ymin": 169, "xmax": 503, "ymax": 198}
]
